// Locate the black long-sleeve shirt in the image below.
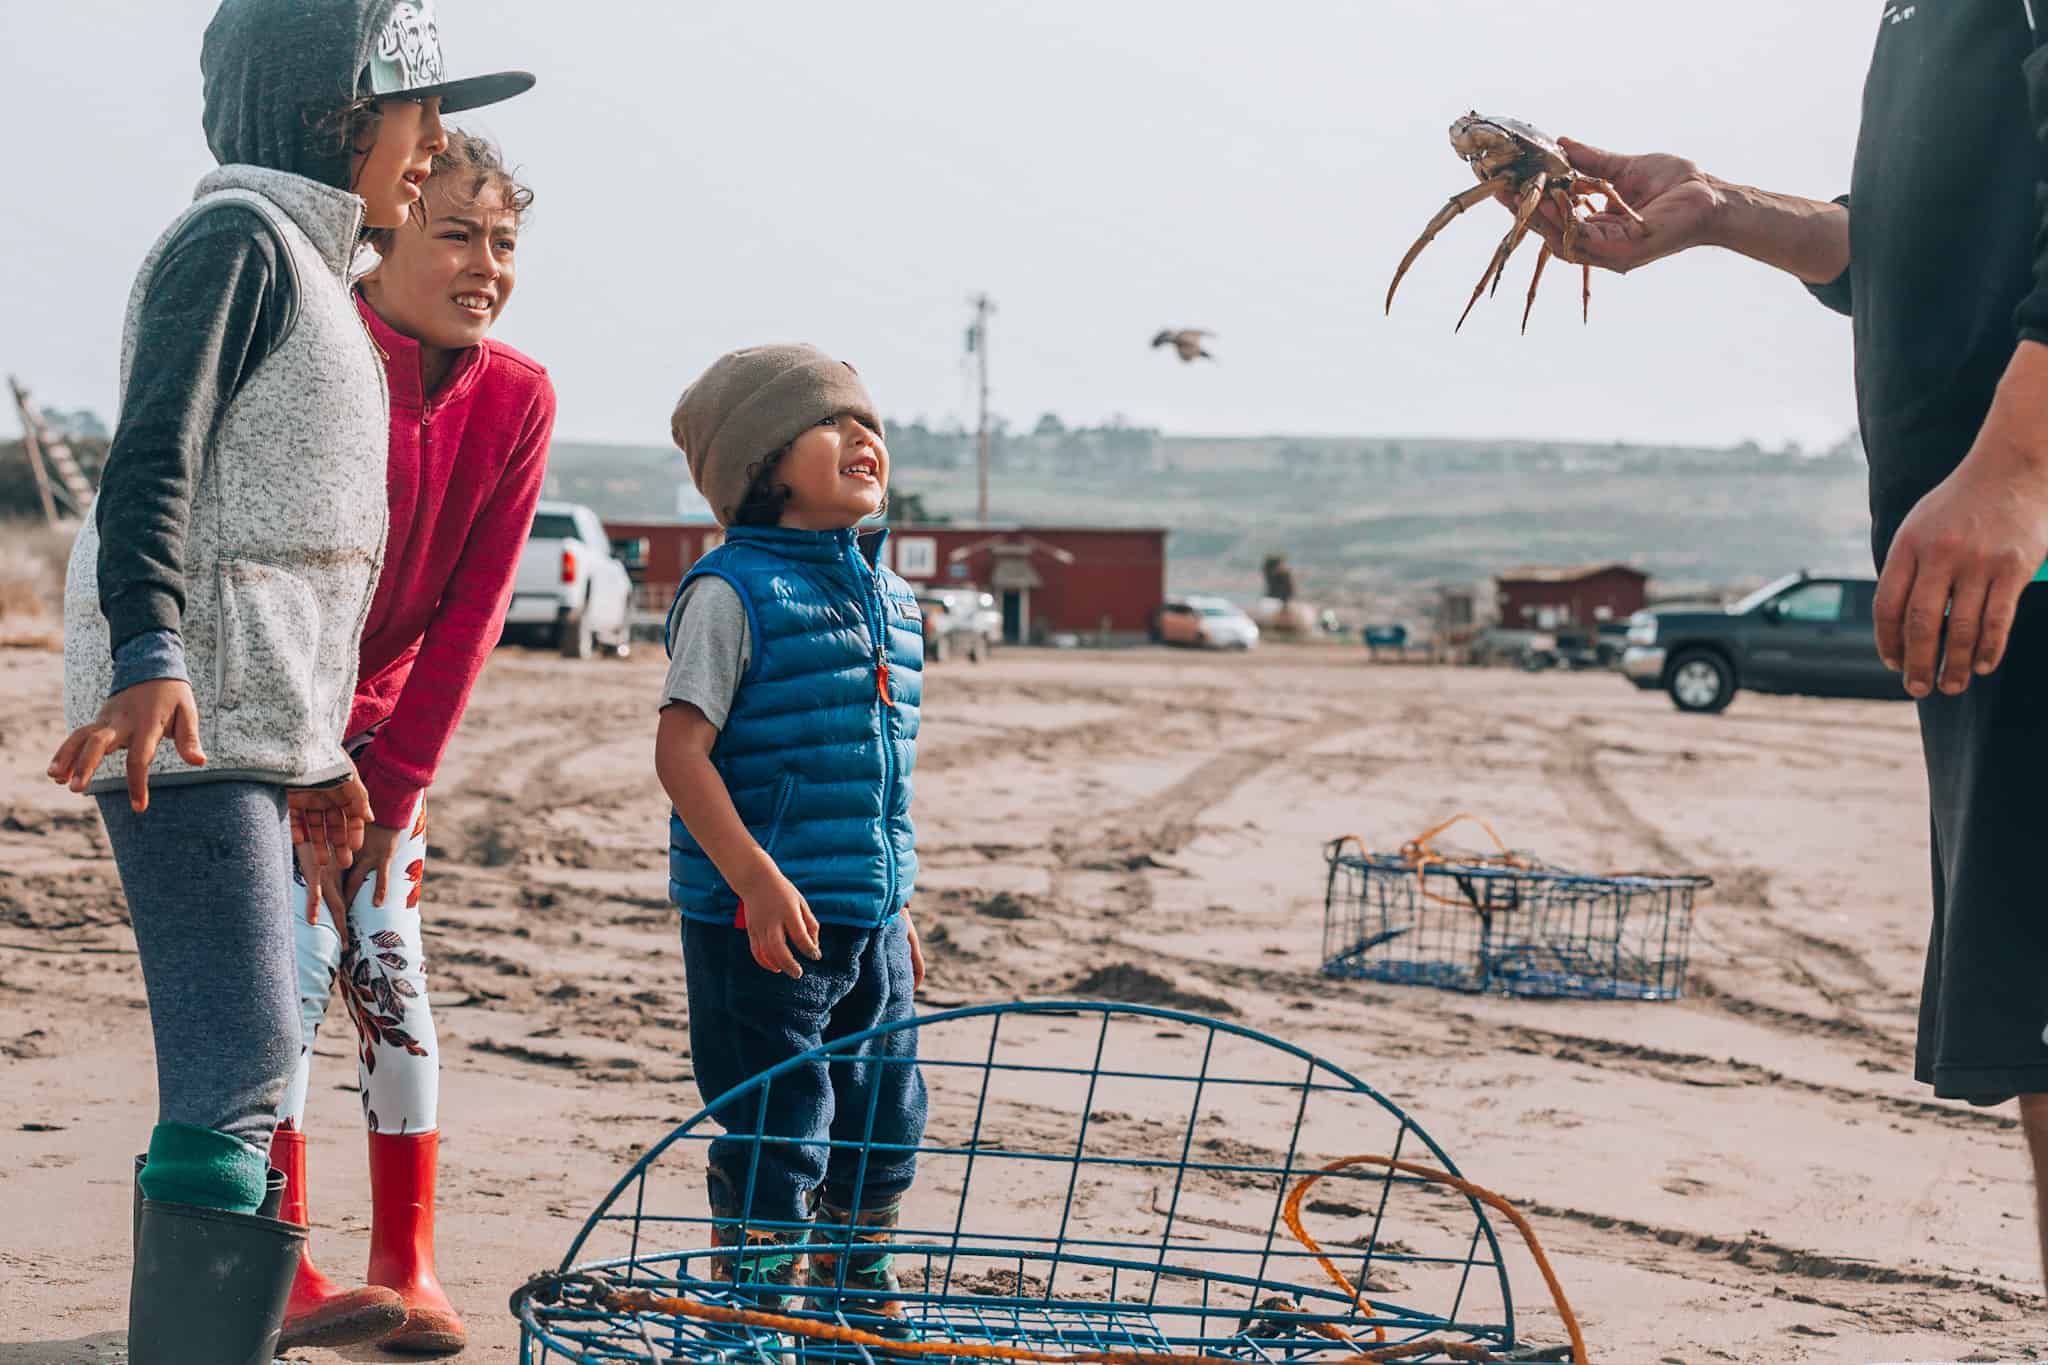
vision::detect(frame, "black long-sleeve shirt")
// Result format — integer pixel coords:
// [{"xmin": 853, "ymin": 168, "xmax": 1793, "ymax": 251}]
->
[
  {"xmin": 95, "ymin": 205, "xmax": 295, "ymax": 665},
  {"xmin": 1809, "ymin": 0, "xmax": 2048, "ymax": 564}
]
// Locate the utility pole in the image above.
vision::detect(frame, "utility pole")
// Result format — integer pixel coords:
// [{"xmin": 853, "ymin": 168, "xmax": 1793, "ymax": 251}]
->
[{"xmin": 966, "ymin": 293, "xmax": 994, "ymax": 525}]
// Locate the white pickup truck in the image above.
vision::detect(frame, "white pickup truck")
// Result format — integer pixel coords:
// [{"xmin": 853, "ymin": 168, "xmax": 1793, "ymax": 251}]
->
[{"xmin": 504, "ymin": 500, "xmax": 634, "ymax": 658}]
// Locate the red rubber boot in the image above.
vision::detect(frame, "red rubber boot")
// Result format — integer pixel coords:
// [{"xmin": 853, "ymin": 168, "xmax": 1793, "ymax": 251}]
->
[
  {"xmin": 367, "ymin": 1129, "xmax": 467, "ymax": 1355},
  {"xmin": 269, "ymin": 1125, "xmax": 407, "ymax": 1349}
]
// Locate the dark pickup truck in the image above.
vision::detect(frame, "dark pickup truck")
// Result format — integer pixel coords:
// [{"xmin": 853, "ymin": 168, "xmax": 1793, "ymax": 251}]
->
[{"xmin": 1620, "ymin": 572, "xmax": 1903, "ymax": 713}]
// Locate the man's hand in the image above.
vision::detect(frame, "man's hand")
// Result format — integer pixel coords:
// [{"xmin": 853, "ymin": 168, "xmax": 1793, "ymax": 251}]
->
[
  {"xmin": 734, "ymin": 867, "xmax": 823, "ymax": 979},
  {"xmin": 288, "ymin": 769, "xmax": 372, "ymax": 876},
  {"xmin": 342, "ymin": 822, "xmax": 405, "ymax": 910},
  {"xmin": 1532, "ymin": 140, "xmax": 1725, "ymax": 274},
  {"xmin": 903, "ymin": 907, "xmax": 927, "ymax": 990},
  {"xmin": 1873, "ymin": 342, "xmax": 2048, "ymax": 696},
  {"xmin": 46, "ymin": 679, "xmax": 206, "ymax": 812},
  {"xmin": 1502, "ymin": 138, "xmax": 1849, "ymax": 286}
]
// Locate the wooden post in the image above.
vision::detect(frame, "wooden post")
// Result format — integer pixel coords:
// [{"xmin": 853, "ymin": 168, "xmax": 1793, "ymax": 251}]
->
[
  {"xmin": 968, "ymin": 294, "xmax": 994, "ymax": 525},
  {"xmin": 8, "ymin": 376, "xmax": 60, "ymax": 526}
]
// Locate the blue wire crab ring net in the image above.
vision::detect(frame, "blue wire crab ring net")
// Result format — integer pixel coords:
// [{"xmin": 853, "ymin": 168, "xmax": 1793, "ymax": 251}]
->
[
  {"xmin": 1321, "ymin": 841, "xmax": 1712, "ymax": 1002},
  {"xmin": 515, "ymin": 1002, "xmax": 1524, "ymax": 1365}
]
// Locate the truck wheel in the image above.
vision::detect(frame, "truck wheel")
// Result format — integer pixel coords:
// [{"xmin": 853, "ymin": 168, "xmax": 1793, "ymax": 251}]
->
[
  {"xmin": 560, "ymin": 610, "xmax": 595, "ymax": 660},
  {"xmin": 1667, "ymin": 649, "xmax": 1734, "ymax": 714},
  {"xmin": 969, "ymin": 635, "xmax": 987, "ymax": 663}
]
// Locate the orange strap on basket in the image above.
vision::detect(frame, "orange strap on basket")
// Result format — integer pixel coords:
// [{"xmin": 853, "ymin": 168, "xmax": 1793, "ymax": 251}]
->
[
  {"xmin": 1336, "ymin": 815, "xmax": 1535, "ymax": 912},
  {"xmin": 582, "ymin": 1153, "xmax": 1588, "ymax": 1365}
]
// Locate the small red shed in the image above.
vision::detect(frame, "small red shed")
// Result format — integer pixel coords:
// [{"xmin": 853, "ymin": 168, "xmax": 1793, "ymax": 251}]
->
[
  {"xmin": 1495, "ymin": 564, "xmax": 1649, "ymax": 631},
  {"xmin": 605, "ymin": 519, "xmax": 1169, "ymax": 645}
]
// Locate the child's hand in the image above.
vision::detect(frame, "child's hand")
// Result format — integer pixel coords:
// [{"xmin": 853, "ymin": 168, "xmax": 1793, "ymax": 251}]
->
[
  {"xmin": 292, "ymin": 840, "xmax": 350, "ymax": 932},
  {"xmin": 288, "ymin": 768, "xmax": 372, "ymax": 875},
  {"xmin": 735, "ymin": 868, "xmax": 822, "ymax": 979},
  {"xmin": 46, "ymin": 679, "xmax": 206, "ymax": 812},
  {"xmin": 903, "ymin": 907, "xmax": 927, "ymax": 989}
]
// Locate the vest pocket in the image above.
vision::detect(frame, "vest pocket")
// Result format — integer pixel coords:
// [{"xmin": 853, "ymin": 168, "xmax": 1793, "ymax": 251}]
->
[
  {"xmin": 754, "ymin": 772, "xmax": 797, "ymax": 854},
  {"xmin": 216, "ymin": 558, "xmax": 322, "ymax": 730}
]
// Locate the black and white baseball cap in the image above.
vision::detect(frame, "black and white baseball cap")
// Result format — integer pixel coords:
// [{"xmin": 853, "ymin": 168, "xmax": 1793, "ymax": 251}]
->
[{"xmin": 363, "ymin": 0, "xmax": 534, "ymax": 113}]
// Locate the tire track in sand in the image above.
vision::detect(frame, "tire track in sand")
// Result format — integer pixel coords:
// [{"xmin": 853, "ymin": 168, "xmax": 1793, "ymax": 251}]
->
[
  {"xmin": 1540, "ymin": 720, "xmax": 1911, "ymax": 1059},
  {"xmin": 1516, "ymin": 1198, "xmax": 2041, "ymax": 1310}
]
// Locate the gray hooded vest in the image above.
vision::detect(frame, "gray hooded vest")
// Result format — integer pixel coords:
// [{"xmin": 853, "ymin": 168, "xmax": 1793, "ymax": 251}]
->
[{"xmin": 63, "ymin": 165, "xmax": 389, "ymax": 790}]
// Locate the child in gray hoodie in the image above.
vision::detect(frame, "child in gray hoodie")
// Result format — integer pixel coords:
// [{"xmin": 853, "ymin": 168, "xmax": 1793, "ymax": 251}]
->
[{"xmin": 44, "ymin": 2, "xmax": 531, "ymax": 1358}]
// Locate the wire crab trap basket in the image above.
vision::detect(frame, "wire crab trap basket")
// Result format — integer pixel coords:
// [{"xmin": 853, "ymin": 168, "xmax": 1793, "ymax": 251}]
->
[
  {"xmin": 514, "ymin": 1002, "xmax": 1587, "ymax": 1365},
  {"xmin": 1321, "ymin": 817, "xmax": 1710, "ymax": 1002}
]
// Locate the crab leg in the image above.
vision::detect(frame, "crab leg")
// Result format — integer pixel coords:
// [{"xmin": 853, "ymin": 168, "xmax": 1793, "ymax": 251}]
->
[
  {"xmin": 1520, "ymin": 242, "xmax": 1553, "ymax": 334},
  {"xmin": 1568, "ymin": 173, "xmax": 1648, "ymax": 229},
  {"xmin": 1545, "ymin": 183, "xmax": 1592, "ymax": 325},
  {"xmin": 1456, "ymin": 178, "xmax": 1546, "ymax": 332},
  {"xmin": 1385, "ymin": 180, "xmax": 1502, "ymax": 314},
  {"xmin": 1490, "ymin": 216, "xmax": 1535, "ymax": 299}
]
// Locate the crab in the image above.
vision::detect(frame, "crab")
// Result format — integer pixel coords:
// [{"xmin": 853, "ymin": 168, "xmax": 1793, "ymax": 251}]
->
[{"xmin": 1385, "ymin": 112, "xmax": 1647, "ymax": 333}]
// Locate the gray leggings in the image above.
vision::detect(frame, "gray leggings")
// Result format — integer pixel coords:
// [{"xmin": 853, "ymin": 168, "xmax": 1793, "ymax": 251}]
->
[{"xmin": 97, "ymin": 781, "xmax": 298, "ymax": 1153}]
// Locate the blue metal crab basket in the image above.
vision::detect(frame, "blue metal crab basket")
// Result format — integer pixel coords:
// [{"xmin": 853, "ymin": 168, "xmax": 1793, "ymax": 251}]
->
[
  {"xmin": 513, "ymin": 1002, "xmax": 1529, "ymax": 1364},
  {"xmin": 1321, "ymin": 833, "xmax": 1710, "ymax": 1001}
]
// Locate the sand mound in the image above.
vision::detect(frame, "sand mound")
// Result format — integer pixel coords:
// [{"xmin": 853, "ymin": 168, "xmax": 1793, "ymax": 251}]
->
[{"xmin": 1066, "ymin": 962, "xmax": 1236, "ymax": 1017}]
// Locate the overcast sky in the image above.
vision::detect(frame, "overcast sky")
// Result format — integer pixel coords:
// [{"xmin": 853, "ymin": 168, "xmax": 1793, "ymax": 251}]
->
[{"xmin": 3, "ymin": 2, "xmax": 1871, "ymax": 450}]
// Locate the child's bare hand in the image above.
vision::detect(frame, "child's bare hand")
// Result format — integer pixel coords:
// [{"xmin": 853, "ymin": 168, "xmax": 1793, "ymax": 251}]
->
[
  {"xmin": 288, "ymin": 769, "xmax": 372, "ymax": 874},
  {"xmin": 292, "ymin": 840, "xmax": 350, "ymax": 932},
  {"xmin": 902, "ymin": 907, "xmax": 926, "ymax": 989},
  {"xmin": 46, "ymin": 679, "xmax": 206, "ymax": 812},
  {"xmin": 736, "ymin": 870, "xmax": 822, "ymax": 978}
]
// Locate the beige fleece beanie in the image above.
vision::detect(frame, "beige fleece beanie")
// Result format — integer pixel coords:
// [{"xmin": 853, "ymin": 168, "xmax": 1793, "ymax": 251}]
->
[{"xmin": 670, "ymin": 344, "xmax": 881, "ymax": 526}]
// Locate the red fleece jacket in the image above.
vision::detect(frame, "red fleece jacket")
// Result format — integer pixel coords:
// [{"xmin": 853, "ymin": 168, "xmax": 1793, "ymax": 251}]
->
[{"xmin": 349, "ymin": 293, "xmax": 555, "ymax": 826}]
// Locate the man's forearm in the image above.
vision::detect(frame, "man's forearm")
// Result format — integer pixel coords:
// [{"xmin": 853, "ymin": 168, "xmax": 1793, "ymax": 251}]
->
[{"xmin": 1706, "ymin": 181, "xmax": 1851, "ymax": 285}]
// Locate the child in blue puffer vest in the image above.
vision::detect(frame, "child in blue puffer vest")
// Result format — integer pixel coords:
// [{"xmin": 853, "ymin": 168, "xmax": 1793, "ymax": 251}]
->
[{"xmin": 657, "ymin": 344, "xmax": 929, "ymax": 1326}]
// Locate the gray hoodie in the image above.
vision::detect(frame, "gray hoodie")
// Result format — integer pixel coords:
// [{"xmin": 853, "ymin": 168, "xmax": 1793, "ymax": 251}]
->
[{"xmin": 64, "ymin": 0, "xmax": 402, "ymax": 792}]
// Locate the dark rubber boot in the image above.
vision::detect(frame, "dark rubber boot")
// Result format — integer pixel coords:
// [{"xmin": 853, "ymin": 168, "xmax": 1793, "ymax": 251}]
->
[
  {"xmin": 131, "ymin": 1154, "xmax": 282, "ymax": 1245},
  {"xmin": 128, "ymin": 1195, "xmax": 304, "ymax": 1365}
]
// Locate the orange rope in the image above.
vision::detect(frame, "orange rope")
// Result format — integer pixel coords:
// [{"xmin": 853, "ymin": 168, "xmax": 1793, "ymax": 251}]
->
[
  {"xmin": 1284, "ymin": 1157, "xmax": 1585, "ymax": 1365},
  {"xmin": 574, "ymin": 1153, "xmax": 1589, "ymax": 1365},
  {"xmin": 1336, "ymin": 814, "xmax": 1537, "ymax": 913}
]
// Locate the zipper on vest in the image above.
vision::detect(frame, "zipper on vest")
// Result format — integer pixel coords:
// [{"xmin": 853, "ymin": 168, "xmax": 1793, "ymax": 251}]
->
[{"xmin": 852, "ymin": 540, "xmax": 899, "ymax": 914}]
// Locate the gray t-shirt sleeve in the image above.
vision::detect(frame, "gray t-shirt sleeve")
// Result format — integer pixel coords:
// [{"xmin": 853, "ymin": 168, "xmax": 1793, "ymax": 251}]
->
[{"xmin": 660, "ymin": 576, "xmax": 753, "ymax": 730}]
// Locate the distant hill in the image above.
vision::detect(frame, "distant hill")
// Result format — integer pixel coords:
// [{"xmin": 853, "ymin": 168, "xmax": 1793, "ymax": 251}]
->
[{"xmin": 539, "ymin": 432, "xmax": 1873, "ymax": 615}]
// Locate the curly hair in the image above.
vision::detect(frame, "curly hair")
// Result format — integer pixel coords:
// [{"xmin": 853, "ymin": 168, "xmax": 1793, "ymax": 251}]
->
[
  {"xmin": 308, "ymin": 94, "xmax": 388, "ymax": 177},
  {"xmin": 361, "ymin": 130, "xmax": 534, "ymax": 253},
  {"xmin": 728, "ymin": 445, "xmax": 795, "ymax": 527}
]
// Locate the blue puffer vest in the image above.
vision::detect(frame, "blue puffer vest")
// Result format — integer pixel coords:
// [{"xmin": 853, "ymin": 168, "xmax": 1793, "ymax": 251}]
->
[{"xmin": 666, "ymin": 525, "xmax": 923, "ymax": 927}]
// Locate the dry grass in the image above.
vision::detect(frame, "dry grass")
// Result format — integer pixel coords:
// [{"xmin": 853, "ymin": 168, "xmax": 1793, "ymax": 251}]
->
[{"xmin": 0, "ymin": 519, "xmax": 75, "ymax": 650}]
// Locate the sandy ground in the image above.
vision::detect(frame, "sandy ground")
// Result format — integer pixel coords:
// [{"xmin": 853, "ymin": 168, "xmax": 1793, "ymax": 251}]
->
[{"xmin": 0, "ymin": 641, "xmax": 2041, "ymax": 1363}]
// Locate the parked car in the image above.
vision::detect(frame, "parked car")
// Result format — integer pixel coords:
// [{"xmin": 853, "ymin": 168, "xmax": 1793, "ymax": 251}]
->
[
  {"xmin": 505, "ymin": 500, "xmax": 634, "ymax": 659},
  {"xmin": 917, "ymin": 588, "xmax": 997, "ymax": 662},
  {"xmin": 1153, "ymin": 596, "xmax": 1260, "ymax": 649},
  {"xmin": 1621, "ymin": 572, "xmax": 1899, "ymax": 713}
]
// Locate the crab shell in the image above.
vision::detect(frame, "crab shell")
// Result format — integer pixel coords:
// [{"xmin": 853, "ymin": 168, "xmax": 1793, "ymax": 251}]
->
[{"xmin": 1448, "ymin": 111, "xmax": 1570, "ymax": 181}]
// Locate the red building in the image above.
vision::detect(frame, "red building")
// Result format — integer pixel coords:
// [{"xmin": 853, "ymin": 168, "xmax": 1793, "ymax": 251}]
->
[
  {"xmin": 1494, "ymin": 564, "xmax": 1649, "ymax": 631},
  {"xmin": 604, "ymin": 520, "xmax": 1168, "ymax": 644}
]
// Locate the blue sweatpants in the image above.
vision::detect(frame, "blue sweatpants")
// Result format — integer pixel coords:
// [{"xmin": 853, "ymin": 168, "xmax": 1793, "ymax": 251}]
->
[{"xmin": 681, "ymin": 915, "xmax": 926, "ymax": 1224}]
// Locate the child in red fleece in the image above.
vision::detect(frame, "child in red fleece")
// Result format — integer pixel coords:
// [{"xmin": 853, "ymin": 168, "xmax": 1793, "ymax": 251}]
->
[{"xmin": 273, "ymin": 130, "xmax": 553, "ymax": 1355}]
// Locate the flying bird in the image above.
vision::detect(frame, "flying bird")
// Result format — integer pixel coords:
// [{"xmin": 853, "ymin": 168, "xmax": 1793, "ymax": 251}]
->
[{"xmin": 1151, "ymin": 328, "xmax": 1217, "ymax": 363}]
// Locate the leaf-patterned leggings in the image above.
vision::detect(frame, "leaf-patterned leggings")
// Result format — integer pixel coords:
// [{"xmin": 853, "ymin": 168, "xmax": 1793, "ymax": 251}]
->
[{"xmin": 276, "ymin": 791, "xmax": 439, "ymax": 1135}]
